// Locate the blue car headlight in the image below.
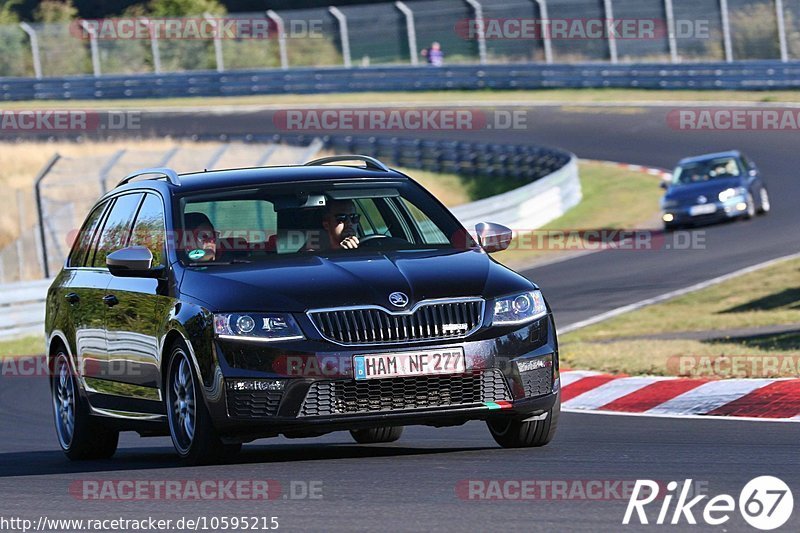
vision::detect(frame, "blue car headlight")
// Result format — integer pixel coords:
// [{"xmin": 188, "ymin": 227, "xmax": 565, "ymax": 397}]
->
[
  {"xmin": 214, "ymin": 313, "xmax": 304, "ymax": 342},
  {"xmin": 718, "ymin": 187, "xmax": 746, "ymax": 203},
  {"xmin": 492, "ymin": 290, "xmax": 548, "ymax": 326}
]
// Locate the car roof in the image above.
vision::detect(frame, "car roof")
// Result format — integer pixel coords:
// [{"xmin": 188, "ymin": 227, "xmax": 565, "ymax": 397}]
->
[
  {"xmin": 677, "ymin": 150, "xmax": 742, "ymax": 166},
  {"xmin": 106, "ymin": 164, "xmax": 410, "ymax": 199}
]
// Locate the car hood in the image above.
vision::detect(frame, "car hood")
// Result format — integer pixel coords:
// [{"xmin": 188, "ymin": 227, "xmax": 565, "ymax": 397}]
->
[
  {"xmin": 664, "ymin": 178, "xmax": 742, "ymax": 203},
  {"xmin": 180, "ymin": 248, "xmax": 534, "ymax": 312}
]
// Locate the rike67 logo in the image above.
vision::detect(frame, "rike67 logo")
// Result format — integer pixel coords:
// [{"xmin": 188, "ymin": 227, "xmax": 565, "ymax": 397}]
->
[{"xmin": 623, "ymin": 477, "xmax": 793, "ymax": 530}]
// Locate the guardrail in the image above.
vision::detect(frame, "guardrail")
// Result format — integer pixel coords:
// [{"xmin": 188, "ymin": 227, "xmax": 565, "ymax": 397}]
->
[
  {"xmin": 2, "ymin": 61, "xmax": 800, "ymax": 101},
  {"xmin": 0, "ymin": 278, "xmax": 51, "ymax": 339},
  {"xmin": 0, "ymin": 136, "xmax": 578, "ymax": 341},
  {"xmin": 451, "ymin": 156, "xmax": 580, "ymax": 230}
]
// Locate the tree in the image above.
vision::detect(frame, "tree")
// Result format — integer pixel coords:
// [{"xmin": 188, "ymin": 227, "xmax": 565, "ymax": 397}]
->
[
  {"xmin": 146, "ymin": 0, "xmax": 225, "ymax": 17},
  {"xmin": 33, "ymin": 0, "xmax": 78, "ymax": 23},
  {"xmin": 0, "ymin": 1, "xmax": 29, "ymax": 76}
]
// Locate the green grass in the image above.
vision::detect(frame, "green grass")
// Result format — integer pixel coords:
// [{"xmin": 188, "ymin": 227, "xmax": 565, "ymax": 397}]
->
[
  {"xmin": 0, "ymin": 335, "xmax": 44, "ymax": 359},
  {"xmin": 394, "ymin": 167, "xmax": 472, "ymax": 207},
  {"xmin": 4, "ymin": 88, "xmax": 800, "ymax": 110},
  {"xmin": 560, "ymin": 257, "xmax": 800, "ymax": 376},
  {"xmin": 494, "ymin": 160, "xmax": 663, "ymax": 268}
]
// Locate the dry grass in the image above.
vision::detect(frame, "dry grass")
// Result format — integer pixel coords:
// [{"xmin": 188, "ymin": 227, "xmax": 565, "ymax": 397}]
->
[
  {"xmin": 0, "ymin": 139, "xmax": 229, "ymax": 189},
  {"xmin": 560, "ymin": 338, "xmax": 800, "ymax": 378}
]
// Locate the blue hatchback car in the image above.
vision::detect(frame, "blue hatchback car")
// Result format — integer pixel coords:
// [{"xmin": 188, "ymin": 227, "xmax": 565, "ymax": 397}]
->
[{"xmin": 660, "ymin": 150, "xmax": 770, "ymax": 231}]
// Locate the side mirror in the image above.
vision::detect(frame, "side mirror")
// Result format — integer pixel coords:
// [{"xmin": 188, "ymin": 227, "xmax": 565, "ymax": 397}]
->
[
  {"xmin": 748, "ymin": 169, "xmax": 757, "ymax": 177},
  {"xmin": 475, "ymin": 222, "xmax": 513, "ymax": 253},
  {"xmin": 106, "ymin": 246, "xmax": 160, "ymax": 278},
  {"xmin": 659, "ymin": 181, "xmax": 669, "ymax": 190}
]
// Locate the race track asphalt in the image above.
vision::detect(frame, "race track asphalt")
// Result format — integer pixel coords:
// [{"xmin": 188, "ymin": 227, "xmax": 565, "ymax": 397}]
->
[{"xmin": 1, "ymin": 370, "xmax": 798, "ymax": 531}]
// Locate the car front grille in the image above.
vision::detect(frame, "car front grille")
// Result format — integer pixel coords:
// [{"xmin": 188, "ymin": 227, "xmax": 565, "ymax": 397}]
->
[
  {"xmin": 298, "ymin": 369, "xmax": 510, "ymax": 417},
  {"xmin": 307, "ymin": 298, "xmax": 484, "ymax": 346},
  {"xmin": 227, "ymin": 390, "xmax": 283, "ymax": 419}
]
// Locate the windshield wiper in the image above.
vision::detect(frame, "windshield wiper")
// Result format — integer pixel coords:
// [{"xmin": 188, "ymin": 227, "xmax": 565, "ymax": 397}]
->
[{"xmin": 187, "ymin": 259, "xmax": 252, "ymax": 266}]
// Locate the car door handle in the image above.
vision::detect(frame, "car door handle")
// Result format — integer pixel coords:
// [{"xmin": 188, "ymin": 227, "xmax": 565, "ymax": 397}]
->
[
  {"xmin": 65, "ymin": 292, "xmax": 80, "ymax": 304},
  {"xmin": 102, "ymin": 294, "xmax": 119, "ymax": 307}
]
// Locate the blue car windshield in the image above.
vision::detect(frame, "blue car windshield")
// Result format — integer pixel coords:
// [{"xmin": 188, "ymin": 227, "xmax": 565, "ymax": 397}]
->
[{"xmin": 672, "ymin": 157, "xmax": 741, "ymax": 186}]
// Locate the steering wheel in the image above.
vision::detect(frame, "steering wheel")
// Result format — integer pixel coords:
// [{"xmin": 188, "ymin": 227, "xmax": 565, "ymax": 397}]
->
[{"xmin": 359, "ymin": 234, "xmax": 389, "ymax": 244}]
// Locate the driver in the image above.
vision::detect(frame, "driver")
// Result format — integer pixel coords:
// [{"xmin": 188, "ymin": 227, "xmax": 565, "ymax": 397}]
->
[
  {"xmin": 304, "ymin": 200, "xmax": 361, "ymax": 251},
  {"xmin": 321, "ymin": 199, "xmax": 361, "ymax": 250}
]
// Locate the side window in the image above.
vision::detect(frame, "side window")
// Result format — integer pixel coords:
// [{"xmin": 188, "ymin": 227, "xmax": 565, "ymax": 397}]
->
[
  {"xmin": 67, "ymin": 201, "xmax": 108, "ymax": 267},
  {"xmin": 355, "ymin": 199, "xmax": 389, "ymax": 237},
  {"xmin": 129, "ymin": 194, "xmax": 167, "ymax": 266},
  {"xmin": 400, "ymin": 198, "xmax": 450, "ymax": 245},
  {"xmin": 91, "ymin": 193, "xmax": 144, "ymax": 268}
]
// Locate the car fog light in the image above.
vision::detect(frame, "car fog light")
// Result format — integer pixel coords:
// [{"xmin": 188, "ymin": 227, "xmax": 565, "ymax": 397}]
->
[
  {"xmin": 227, "ymin": 379, "xmax": 285, "ymax": 392},
  {"xmin": 662, "ymin": 213, "xmax": 674, "ymax": 222},
  {"xmin": 736, "ymin": 202, "xmax": 747, "ymax": 211}
]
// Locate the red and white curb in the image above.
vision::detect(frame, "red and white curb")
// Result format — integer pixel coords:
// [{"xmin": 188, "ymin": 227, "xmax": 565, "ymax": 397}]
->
[
  {"xmin": 561, "ymin": 371, "xmax": 800, "ymax": 421},
  {"xmin": 580, "ymin": 159, "xmax": 671, "ymax": 180}
]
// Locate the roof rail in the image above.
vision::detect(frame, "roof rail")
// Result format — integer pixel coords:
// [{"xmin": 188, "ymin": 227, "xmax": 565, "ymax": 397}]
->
[
  {"xmin": 304, "ymin": 155, "xmax": 390, "ymax": 172},
  {"xmin": 117, "ymin": 167, "xmax": 181, "ymax": 188}
]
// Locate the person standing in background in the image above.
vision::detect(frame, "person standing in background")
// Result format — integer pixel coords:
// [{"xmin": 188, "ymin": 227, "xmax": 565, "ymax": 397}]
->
[{"xmin": 428, "ymin": 41, "xmax": 444, "ymax": 66}]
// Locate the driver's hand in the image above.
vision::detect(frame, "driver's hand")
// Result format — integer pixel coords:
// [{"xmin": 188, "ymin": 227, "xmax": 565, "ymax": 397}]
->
[{"xmin": 340, "ymin": 236, "xmax": 360, "ymax": 249}]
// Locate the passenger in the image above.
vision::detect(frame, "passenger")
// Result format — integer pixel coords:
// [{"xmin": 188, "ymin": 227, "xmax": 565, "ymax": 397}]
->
[{"xmin": 184, "ymin": 212, "xmax": 218, "ymax": 262}]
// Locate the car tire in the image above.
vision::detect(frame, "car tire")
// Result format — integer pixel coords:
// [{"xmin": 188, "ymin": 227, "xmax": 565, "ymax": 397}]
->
[
  {"xmin": 51, "ymin": 351, "xmax": 119, "ymax": 461},
  {"xmin": 165, "ymin": 341, "xmax": 241, "ymax": 465},
  {"xmin": 744, "ymin": 192, "xmax": 756, "ymax": 219},
  {"xmin": 487, "ymin": 394, "xmax": 560, "ymax": 448},
  {"xmin": 350, "ymin": 426, "xmax": 403, "ymax": 444},
  {"xmin": 757, "ymin": 187, "xmax": 770, "ymax": 215}
]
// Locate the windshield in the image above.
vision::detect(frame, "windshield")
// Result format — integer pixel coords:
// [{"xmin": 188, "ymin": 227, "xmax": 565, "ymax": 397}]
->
[
  {"xmin": 672, "ymin": 157, "xmax": 742, "ymax": 186},
  {"xmin": 175, "ymin": 180, "xmax": 473, "ymax": 265}
]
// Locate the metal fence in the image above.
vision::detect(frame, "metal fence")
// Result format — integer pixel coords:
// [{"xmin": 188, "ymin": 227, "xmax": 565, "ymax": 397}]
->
[
  {"xmin": 2, "ymin": 0, "xmax": 800, "ymax": 79},
  {"xmin": 0, "ymin": 141, "xmax": 317, "ymax": 283}
]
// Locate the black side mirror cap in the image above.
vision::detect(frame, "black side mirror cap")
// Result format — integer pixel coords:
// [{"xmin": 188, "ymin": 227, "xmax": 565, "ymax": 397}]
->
[{"xmin": 107, "ymin": 246, "xmax": 162, "ymax": 278}]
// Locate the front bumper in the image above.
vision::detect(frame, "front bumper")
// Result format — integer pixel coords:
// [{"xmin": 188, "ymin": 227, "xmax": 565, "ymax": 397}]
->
[
  {"xmin": 201, "ymin": 316, "xmax": 559, "ymax": 441},
  {"xmin": 662, "ymin": 200, "xmax": 748, "ymax": 226}
]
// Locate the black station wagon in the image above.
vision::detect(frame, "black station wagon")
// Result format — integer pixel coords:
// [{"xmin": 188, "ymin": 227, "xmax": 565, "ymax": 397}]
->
[{"xmin": 46, "ymin": 155, "xmax": 560, "ymax": 465}]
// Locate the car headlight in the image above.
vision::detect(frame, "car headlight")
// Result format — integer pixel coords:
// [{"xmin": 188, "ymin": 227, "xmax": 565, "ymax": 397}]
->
[
  {"xmin": 718, "ymin": 187, "xmax": 745, "ymax": 203},
  {"xmin": 492, "ymin": 290, "xmax": 548, "ymax": 326},
  {"xmin": 661, "ymin": 199, "xmax": 679, "ymax": 209},
  {"xmin": 213, "ymin": 313, "xmax": 305, "ymax": 342}
]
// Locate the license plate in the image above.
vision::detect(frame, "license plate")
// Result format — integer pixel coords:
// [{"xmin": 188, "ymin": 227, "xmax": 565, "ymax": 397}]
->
[
  {"xmin": 689, "ymin": 204, "xmax": 717, "ymax": 216},
  {"xmin": 353, "ymin": 348, "xmax": 466, "ymax": 380}
]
